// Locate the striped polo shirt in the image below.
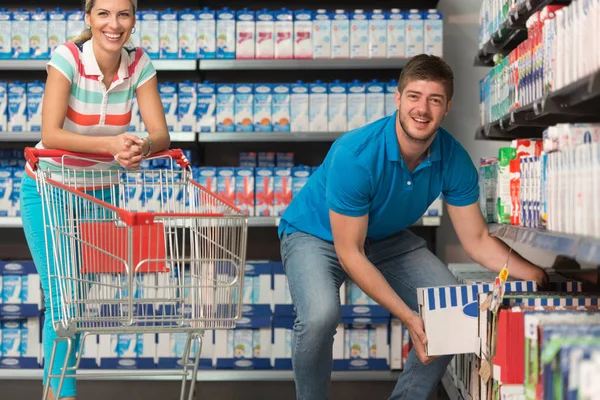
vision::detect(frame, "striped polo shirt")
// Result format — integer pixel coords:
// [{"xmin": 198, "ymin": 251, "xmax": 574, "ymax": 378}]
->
[{"xmin": 29, "ymin": 38, "xmax": 156, "ymax": 184}]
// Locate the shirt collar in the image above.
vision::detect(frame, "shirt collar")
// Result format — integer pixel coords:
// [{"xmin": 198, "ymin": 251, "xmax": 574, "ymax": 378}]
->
[
  {"xmin": 385, "ymin": 111, "xmax": 442, "ymax": 164},
  {"xmin": 82, "ymin": 38, "xmax": 130, "ymax": 83}
]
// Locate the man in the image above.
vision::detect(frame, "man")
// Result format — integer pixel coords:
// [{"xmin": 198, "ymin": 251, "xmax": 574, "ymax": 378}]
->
[{"xmin": 278, "ymin": 54, "xmax": 547, "ymax": 400}]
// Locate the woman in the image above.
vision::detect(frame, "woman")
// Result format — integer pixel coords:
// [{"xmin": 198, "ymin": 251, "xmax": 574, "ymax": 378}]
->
[{"xmin": 20, "ymin": 0, "xmax": 170, "ymax": 398}]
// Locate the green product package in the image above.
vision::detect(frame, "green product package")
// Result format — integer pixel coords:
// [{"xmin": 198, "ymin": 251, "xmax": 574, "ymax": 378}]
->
[{"xmin": 496, "ymin": 147, "xmax": 516, "ymax": 224}]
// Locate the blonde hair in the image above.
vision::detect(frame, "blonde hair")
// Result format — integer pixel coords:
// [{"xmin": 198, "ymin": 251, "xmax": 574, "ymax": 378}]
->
[{"xmin": 71, "ymin": 0, "xmax": 138, "ymax": 44}]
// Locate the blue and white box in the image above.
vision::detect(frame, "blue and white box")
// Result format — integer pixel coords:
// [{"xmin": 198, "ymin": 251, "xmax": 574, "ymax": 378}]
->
[
  {"xmin": 178, "ymin": 9, "xmax": 197, "ymax": 59},
  {"xmin": 255, "ymin": 9, "xmax": 274, "ymax": 59},
  {"xmin": 331, "ymin": 9, "xmax": 349, "ymax": 59},
  {"xmin": 236, "ymin": 9, "xmax": 255, "ymax": 59},
  {"xmin": 405, "ymin": 9, "xmax": 424, "ymax": 57},
  {"xmin": 0, "ymin": 168, "xmax": 12, "ymax": 217},
  {"xmin": 0, "ymin": 9, "xmax": 11, "ymax": 59},
  {"xmin": 309, "ymin": 81, "xmax": 328, "ymax": 132},
  {"xmin": 194, "ymin": 167, "xmax": 217, "ymax": 193},
  {"xmin": 8, "ymin": 81, "xmax": 26, "ymax": 132},
  {"xmin": 271, "ymin": 261, "xmax": 292, "ymax": 306},
  {"xmin": 197, "ymin": 8, "xmax": 216, "ymax": 59},
  {"xmin": 140, "ymin": 10, "xmax": 159, "ymax": 59},
  {"xmin": 350, "ymin": 10, "xmax": 368, "ymax": 59},
  {"xmin": 290, "ymin": 81, "xmax": 309, "ymax": 132},
  {"xmin": 1, "ymin": 274, "xmax": 20, "ymax": 303},
  {"xmin": 274, "ymin": 8, "xmax": 293, "ymax": 59},
  {"xmin": 424, "ymin": 9, "xmax": 443, "ymax": 57},
  {"xmin": 129, "ymin": 10, "xmax": 141, "ymax": 48},
  {"xmin": 197, "ymin": 81, "xmax": 216, "ymax": 132},
  {"xmin": 239, "ymin": 152, "xmax": 257, "ymax": 168},
  {"xmin": 328, "ymin": 80, "xmax": 347, "ymax": 132},
  {"xmin": 177, "ymin": 81, "xmax": 197, "ymax": 132},
  {"xmin": 234, "ymin": 83, "xmax": 254, "ymax": 132},
  {"xmin": 1, "ymin": 261, "xmax": 41, "ymax": 306},
  {"xmin": 27, "ymin": 81, "xmax": 44, "ymax": 132},
  {"xmin": 246, "ymin": 261, "xmax": 272, "ymax": 305},
  {"xmin": 347, "ymin": 80, "xmax": 366, "ymax": 130},
  {"xmin": 272, "ymin": 84, "xmax": 290, "ymax": 132},
  {"xmin": 66, "ymin": 10, "xmax": 84, "ymax": 43},
  {"xmin": 385, "ymin": 79, "xmax": 397, "ymax": 116},
  {"xmin": 291, "ymin": 166, "xmax": 311, "ymax": 198},
  {"xmin": 10, "ymin": 168, "xmax": 23, "ymax": 217},
  {"xmin": 11, "ymin": 9, "xmax": 30, "ymax": 59},
  {"xmin": 276, "ymin": 152, "xmax": 294, "ymax": 168},
  {"xmin": 366, "ymin": 80, "xmax": 385, "ymax": 123},
  {"xmin": 234, "ymin": 167, "xmax": 255, "ymax": 216},
  {"xmin": 368, "ymin": 9, "xmax": 387, "ymax": 58},
  {"xmin": 159, "ymin": 9, "xmax": 178, "ymax": 59},
  {"xmin": 293, "ymin": 10, "xmax": 313, "ymax": 59},
  {"xmin": 2, "ymin": 321, "xmax": 21, "ymax": 357},
  {"xmin": 48, "ymin": 8, "xmax": 66, "ymax": 57},
  {"xmin": 216, "ymin": 84, "xmax": 235, "ymax": 132},
  {"xmin": 0, "ymin": 81, "xmax": 7, "ymax": 131},
  {"xmin": 253, "ymin": 84, "xmax": 272, "ymax": 132},
  {"xmin": 313, "ymin": 9, "xmax": 331, "ymax": 59},
  {"xmin": 128, "ymin": 93, "xmax": 140, "ymax": 132},
  {"xmin": 30, "ymin": 8, "xmax": 48, "ymax": 59},
  {"xmin": 346, "ymin": 327, "xmax": 369, "ymax": 359},
  {"xmin": 216, "ymin": 8, "xmax": 236, "ymax": 59},
  {"xmin": 157, "ymin": 331, "xmax": 214, "ymax": 369},
  {"xmin": 387, "ymin": 9, "xmax": 405, "ymax": 58},
  {"xmin": 158, "ymin": 82, "xmax": 177, "ymax": 131}
]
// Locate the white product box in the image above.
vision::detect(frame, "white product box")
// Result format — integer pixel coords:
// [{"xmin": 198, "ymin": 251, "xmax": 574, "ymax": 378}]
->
[
  {"xmin": 274, "ymin": 8, "xmax": 293, "ymax": 59},
  {"xmin": 11, "ymin": 10, "xmax": 30, "ymax": 59},
  {"xmin": 0, "ymin": 82, "xmax": 6, "ymax": 132},
  {"xmin": 128, "ymin": 94, "xmax": 140, "ymax": 132},
  {"xmin": 20, "ymin": 318, "xmax": 40, "ymax": 358},
  {"xmin": 216, "ymin": 8, "xmax": 236, "ymax": 59},
  {"xmin": 216, "ymin": 84, "xmax": 235, "ymax": 132},
  {"xmin": 197, "ymin": 8, "xmax": 216, "ymax": 59},
  {"xmin": 387, "ymin": 9, "xmax": 405, "ymax": 58},
  {"xmin": 272, "ymin": 84, "xmax": 290, "ymax": 132},
  {"xmin": 27, "ymin": 81, "xmax": 44, "ymax": 132},
  {"xmin": 346, "ymin": 327, "xmax": 369, "ymax": 359},
  {"xmin": 385, "ymin": 79, "xmax": 397, "ymax": 117},
  {"xmin": 2, "ymin": 275, "xmax": 20, "ymax": 303},
  {"xmin": 290, "ymin": 81, "xmax": 309, "ymax": 132},
  {"xmin": 178, "ymin": 9, "xmax": 197, "ymax": 60},
  {"xmin": 197, "ymin": 82, "xmax": 216, "ymax": 132},
  {"xmin": 253, "ymin": 84, "xmax": 272, "ymax": 132},
  {"xmin": 0, "ymin": 10, "xmax": 10, "ymax": 59},
  {"xmin": 140, "ymin": 10, "xmax": 159, "ymax": 59},
  {"xmin": 256, "ymin": 9, "xmax": 274, "ymax": 59},
  {"xmin": 350, "ymin": 10, "xmax": 368, "ymax": 59},
  {"xmin": 30, "ymin": 9, "xmax": 48, "ymax": 60},
  {"xmin": 328, "ymin": 80, "xmax": 347, "ymax": 132},
  {"xmin": 0, "ymin": 168, "xmax": 12, "ymax": 217},
  {"xmin": 405, "ymin": 10, "xmax": 424, "ymax": 57},
  {"xmin": 66, "ymin": 10, "xmax": 84, "ymax": 43},
  {"xmin": 366, "ymin": 80, "xmax": 385, "ymax": 123},
  {"xmin": 331, "ymin": 10, "xmax": 350, "ymax": 59},
  {"xmin": 390, "ymin": 319, "xmax": 404, "ymax": 370},
  {"xmin": 160, "ymin": 9, "xmax": 179, "ymax": 59},
  {"xmin": 313, "ymin": 9, "xmax": 331, "ymax": 59},
  {"xmin": 2, "ymin": 321, "xmax": 21, "ymax": 357},
  {"xmin": 236, "ymin": 9, "xmax": 255, "ymax": 59},
  {"xmin": 347, "ymin": 80, "xmax": 366, "ymax": 130},
  {"xmin": 7, "ymin": 82, "xmax": 26, "ymax": 132},
  {"xmin": 309, "ymin": 81, "xmax": 328, "ymax": 132},
  {"xmin": 424, "ymin": 9, "xmax": 443, "ymax": 57},
  {"xmin": 294, "ymin": 9, "xmax": 313, "ymax": 59},
  {"xmin": 177, "ymin": 81, "xmax": 197, "ymax": 132},
  {"xmin": 368, "ymin": 10, "xmax": 387, "ymax": 58},
  {"xmin": 158, "ymin": 82, "xmax": 177, "ymax": 131}
]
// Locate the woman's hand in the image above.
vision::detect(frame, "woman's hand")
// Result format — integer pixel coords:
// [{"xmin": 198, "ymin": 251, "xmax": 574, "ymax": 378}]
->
[{"xmin": 110, "ymin": 134, "xmax": 144, "ymax": 169}]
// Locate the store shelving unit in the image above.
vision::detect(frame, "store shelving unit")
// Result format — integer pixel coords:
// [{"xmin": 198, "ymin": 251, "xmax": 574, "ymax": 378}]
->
[
  {"xmin": 198, "ymin": 131, "xmax": 344, "ymax": 143},
  {"xmin": 199, "ymin": 59, "xmax": 410, "ymax": 70},
  {"xmin": 441, "ymin": 371, "xmax": 463, "ymax": 400},
  {"xmin": 0, "ymin": 132, "xmax": 198, "ymax": 142},
  {"xmin": 0, "ymin": 60, "xmax": 197, "ymax": 71}
]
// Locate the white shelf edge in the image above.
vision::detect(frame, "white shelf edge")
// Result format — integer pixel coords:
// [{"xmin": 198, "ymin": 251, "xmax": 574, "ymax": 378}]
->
[
  {"xmin": 0, "ymin": 217, "xmax": 23, "ymax": 228},
  {"xmin": 198, "ymin": 131, "xmax": 343, "ymax": 143},
  {"xmin": 151, "ymin": 60, "xmax": 197, "ymax": 71},
  {"xmin": 0, "ymin": 132, "xmax": 42, "ymax": 141},
  {"xmin": 199, "ymin": 58, "xmax": 410, "ymax": 70}
]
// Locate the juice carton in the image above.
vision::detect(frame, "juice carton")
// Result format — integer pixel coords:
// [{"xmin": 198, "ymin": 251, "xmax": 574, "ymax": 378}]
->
[
  {"xmin": 273, "ymin": 167, "xmax": 292, "ymax": 216},
  {"xmin": 196, "ymin": 8, "xmax": 216, "ymax": 59},
  {"xmin": 177, "ymin": 81, "xmax": 197, "ymax": 132},
  {"xmin": 216, "ymin": 83, "xmax": 235, "ymax": 132},
  {"xmin": 0, "ymin": 82, "xmax": 7, "ymax": 132},
  {"xmin": 290, "ymin": 81, "xmax": 309, "ymax": 132},
  {"xmin": 216, "ymin": 8, "xmax": 235, "ymax": 59},
  {"xmin": 66, "ymin": 10, "xmax": 84, "ymax": 43},
  {"xmin": 309, "ymin": 81, "xmax": 328, "ymax": 132},
  {"xmin": 140, "ymin": 10, "xmax": 159, "ymax": 59},
  {"xmin": 272, "ymin": 84, "xmax": 290, "ymax": 132},
  {"xmin": 159, "ymin": 9, "xmax": 178, "ymax": 59},
  {"xmin": 347, "ymin": 80, "xmax": 366, "ymax": 130},
  {"xmin": 0, "ymin": 9, "xmax": 11, "ymax": 59},
  {"xmin": 178, "ymin": 9, "xmax": 197, "ymax": 60},
  {"xmin": 274, "ymin": 8, "xmax": 293, "ymax": 59},
  {"xmin": 369, "ymin": 9, "xmax": 387, "ymax": 58},
  {"xmin": 235, "ymin": 167, "xmax": 255, "ymax": 216},
  {"xmin": 276, "ymin": 152, "xmax": 294, "ymax": 168},
  {"xmin": 331, "ymin": 9, "xmax": 350, "ymax": 59},
  {"xmin": 194, "ymin": 167, "xmax": 217, "ymax": 193},
  {"xmin": 291, "ymin": 166, "xmax": 311, "ymax": 198},
  {"xmin": 236, "ymin": 9, "xmax": 255, "ymax": 59},
  {"xmin": 48, "ymin": 8, "xmax": 67, "ymax": 57},
  {"xmin": 11, "ymin": 9, "xmax": 30, "ymax": 59},
  {"xmin": 366, "ymin": 79, "xmax": 385, "ymax": 123},
  {"xmin": 313, "ymin": 9, "xmax": 331, "ymax": 59},
  {"xmin": 385, "ymin": 79, "xmax": 397, "ymax": 116},
  {"xmin": 258, "ymin": 152, "xmax": 276, "ymax": 168},
  {"xmin": 424, "ymin": 9, "xmax": 443, "ymax": 57},
  {"xmin": 158, "ymin": 82, "xmax": 177, "ymax": 131},
  {"xmin": 350, "ymin": 10, "xmax": 368, "ymax": 59},
  {"xmin": 253, "ymin": 84, "xmax": 272, "ymax": 132},
  {"xmin": 26, "ymin": 81, "xmax": 44, "ymax": 132},
  {"xmin": 405, "ymin": 10, "xmax": 424, "ymax": 57},
  {"xmin": 387, "ymin": 9, "xmax": 405, "ymax": 58},
  {"xmin": 294, "ymin": 9, "xmax": 313, "ymax": 59},
  {"xmin": 30, "ymin": 8, "xmax": 48, "ymax": 60},
  {"xmin": 216, "ymin": 167, "xmax": 236, "ymax": 205},
  {"xmin": 328, "ymin": 80, "xmax": 347, "ymax": 132},
  {"xmin": 255, "ymin": 9, "xmax": 274, "ymax": 59},
  {"xmin": 254, "ymin": 167, "xmax": 274, "ymax": 216},
  {"xmin": 239, "ymin": 152, "xmax": 257, "ymax": 168},
  {"xmin": 197, "ymin": 81, "xmax": 216, "ymax": 132},
  {"xmin": 7, "ymin": 81, "xmax": 26, "ymax": 132},
  {"xmin": 234, "ymin": 83, "xmax": 254, "ymax": 132}
]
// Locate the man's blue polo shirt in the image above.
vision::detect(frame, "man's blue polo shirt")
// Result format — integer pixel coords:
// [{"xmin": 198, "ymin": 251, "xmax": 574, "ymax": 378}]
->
[{"xmin": 278, "ymin": 112, "xmax": 479, "ymax": 242}]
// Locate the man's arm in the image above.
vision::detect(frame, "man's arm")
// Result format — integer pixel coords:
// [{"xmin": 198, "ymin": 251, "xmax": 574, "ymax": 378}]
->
[{"xmin": 447, "ymin": 202, "xmax": 547, "ymax": 286}]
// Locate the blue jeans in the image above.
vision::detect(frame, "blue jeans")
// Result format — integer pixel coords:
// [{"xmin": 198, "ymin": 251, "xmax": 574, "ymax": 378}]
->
[{"xmin": 280, "ymin": 229, "xmax": 459, "ymax": 400}]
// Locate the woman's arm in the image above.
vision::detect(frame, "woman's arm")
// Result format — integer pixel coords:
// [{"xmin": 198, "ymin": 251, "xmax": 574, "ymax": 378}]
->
[{"xmin": 136, "ymin": 76, "xmax": 170, "ymax": 155}]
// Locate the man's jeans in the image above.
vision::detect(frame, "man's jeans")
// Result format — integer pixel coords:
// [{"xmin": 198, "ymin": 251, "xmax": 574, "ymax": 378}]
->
[{"xmin": 280, "ymin": 229, "xmax": 459, "ymax": 400}]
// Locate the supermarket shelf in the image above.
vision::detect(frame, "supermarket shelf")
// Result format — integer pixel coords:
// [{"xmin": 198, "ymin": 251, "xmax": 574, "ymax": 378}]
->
[
  {"xmin": 489, "ymin": 224, "xmax": 600, "ymax": 265},
  {"xmin": 0, "ymin": 132, "xmax": 41, "ymax": 141},
  {"xmin": 169, "ymin": 131, "xmax": 197, "ymax": 142},
  {"xmin": 199, "ymin": 59, "xmax": 409, "ymax": 70},
  {"xmin": 151, "ymin": 60, "xmax": 197, "ymax": 71},
  {"xmin": 198, "ymin": 131, "xmax": 344, "ymax": 143},
  {"xmin": 0, "ymin": 217, "xmax": 23, "ymax": 228},
  {"xmin": 248, "ymin": 217, "xmax": 280, "ymax": 227},
  {"xmin": 0, "ymin": 60, "xmax": 197, "ymax": 71},
  {"xmin": 441, "ymin": 371, "xmax": 464, "ymax": 400}
]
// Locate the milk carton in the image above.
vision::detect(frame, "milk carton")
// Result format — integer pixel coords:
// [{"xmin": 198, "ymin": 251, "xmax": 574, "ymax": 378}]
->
[
  {"xmin": 424, "ymin": 9, "xmax": 443, "ymax": 57},
  {"xmin": 216, "ymin": 84, "xmax": 235, "ymax": 132},
  {"xmin": 158, "ymin": 82, "xmax": 177, "ymax": 131},
  {"xmin": 48, "ymin": 8, "xmax": 67, "ymax": 57},
  {"xmin": 178, "ymin": 9, "xmax": 197, "ymax": 60},
  {"xmin": 159, "ymin": 9, "xmax": 178, "ymax": 59},
  {"xmin": 8, "ymin": 82, "xmax": 26, "ymax": 132},
  {"xmin": 11, "ymin": 9, "xmax": 30, "ymax": 59},
  {"xmin": 235, "ymin": 167, "xmax": 255, "ymax": 216},
  {"xmin": 255, "ymin": 168, "xmax": 274, "ymax": 216},
  {"xmin": 2, "ymin": 273, "xmax": 20, "ymax": 303},
  {"xmin": 129, "ymin": 10, "xmax": 141, "ymax": 48},
  {"xmin": 216, "ymin": 167, "xmax": 236, "ymax": 205},
  {"xmin": 236, "ymin": 9, "xmax": 255, "ymax": 59},
  {"xmin": 253, "ymin": 84, "xmax": 272, "ymax": 132},
  {"xmin": 350, "ymin": 10, "xmax": 368, "ymax": 59},
  {"xmin": 328, "ymin": 80, "xmax": 347, "ymax": 132},
  {"xmin": 239, "ymin": 152, "xmax": 257, "ymax": 168},
  {"xmin": 309, "ymin": 81, "xmax": 328, "ymax": 132},
  {"xmin": 387, "ymin": 9, "xmax": 405, "ymax": 58},
  {"xmin": 128, "ymin": 93, "xmax": 140, "ymax": 132},
  {"xmin": 291, "ymin": 166, "xmax": 311, "ymax": 198},
  {"xmin": 140, "ymin": 10, "xmax": 160, "ymax": 59},
  {"xmin": 66, "ymin": 10, "xmax": 84, "ymax": 43},
  {"xmin": 331, "ymin": 10, "xmax": 350, "ymax": 59},
  {"xmin": 290, "ymin": 81, "xmax": 309, "ymax": 132},
  {"xmin": 255, "ymin": 9, "xmax": 274, "ymax": 59},
  {"xmin": 196, "ymin": 81, "xmax": 216, "ymax": 132},
  {"xmin": 196, "ymin": 8, "xmax": 216, "ymax": 59},
  {"xmin": 27, "ymin": 81, "xmax": 44, "ymax": 132},
  {"xmin": 0, "ymin": 167, "xmax": 12, "ymax": 216},
  {"xmin": 366, "ymin": 80, "xmax": 385, "ymax": 123},
  {"xmin": 276, "ymin": 152, "xmax": 294, "ymax": 168},
  {"xmin": 272, "ymin": 84, "xmax": 290, "ymax": 132},
  {"xmin": 369, "ymin": 9, "xmax": 387, "ymax": 58},
  {"xmin": 234, "ymin": 83, "xmax": 254, "ymax": 132},
  {"xmin": 294, "ymin": 10, "xmax": 313, "ymax": 59},
  {"xmin": 405, "ymin": 10, "xmax": 424, "ymax": 57},
  {"xmin": 0, "ymin": 82, "xmax": 6, "ymax": 132},
  {"xmin": 2, "ymin": 321, "xmax": 20, "ymax": 357},
  {"xmin": 385, "ymin": 79, "xmax": 397, "ymax": 116},
  {"xmin": 11, "ymin": 168, "xmax": 23, "ymax": 217},
  {"xmin": 273, "ymin": 167, "xmax": 292, "ymax": 216},
  {"xmin": 274, "ymin": 8, "xmax": 293, "ymax": 59},
  {"xmin": 216, "ymin": 8, "xmax": 235, "ymax": 59},
  {"xmin": 20, "ymin": 318, "xmax": 39, "ymax": 359},
  {"xmin": 29, "ymin": 8, "xmax": 48, "ymax": 60},
  {"xmin": 177, "ymin": 81, "xmax": 197, "ymax": 132},
  {"xmin": 312, "ymin": 9, "xmax": 331, "ymax": 59},
  {"xmin": 0, "ymin": 9, "xmax": 11, "ymax": 59},
  {"xmin": 194, "ymin": 167, "xmax": 217, "ymax": 193},
  {"xmin": 347, "ymin": 80, "xmax": 366, "ymax": 130},
  {"xmin": 258, "ymin": 152, "xmax": 276, "ymax": 168}
]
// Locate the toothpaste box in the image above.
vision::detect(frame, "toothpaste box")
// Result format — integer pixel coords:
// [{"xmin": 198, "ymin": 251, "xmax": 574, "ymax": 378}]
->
[
  {"xmin": 127, "ymin": 94, "xmax": 140, "ymax": 132},
  {"xmin": 11, "ymin": 10, "xmax": 30, "ymax": 60},
  {"xmin": 216, "ymin": 8, "xmax": 236, "ymax": 59},
  {"xmin": 313, "ymin": 9, "xmax": 331, "ymax": 59},
  {"xmin": 159, "ymin": 9, "xmax": 178, "ymax": 59},
  {"xmin": 8, "ymin": 82, "xmax": 26, "ymax": 132},
  {"xmin": 350, "ymin": 10, "xmax": 368, "ymax": 59},
  {"xmin": 273, "ymin": 167, "xmax": 292, "ymax": 216},
  {"xmin": 274, "ymin": 8, "xmax": 293, "ymax": 59},
  {"xmin": 424, "ymin": 9, "xmax": 443, "ymax": 57},
  {"xmin": 239, "ymin": 152, "xmax": 257, "ymax": 167},
  {"xmin": 236, "ymin": 9, "xmax": 255, "ymax": 59},
  {"xmin": 177, "ymin": 81, "xmax": 197, "ymax": 132},
  {"xmin": 366, "ymin": 80, "xmax": 385, "ymax": 123},
  {"xmin": 276, "ymin": 152, "xmax": 294, "ymax": 168},
  {"xmin": 140, "ymin": 10, "xmax": 160, "ymax": 59},
  {"xmin": 291, "ymin": 166, "xmax": 311, "ymax": 198},
  {"xmin": 234, "ymin": 83, "xmax": 254, "ymax": 132},
  {"xmin": 193, "ymin": 167, "xmax": 217, "ymax": 193},
  {"xmin": 387, "ymin": 9, "xmax": 405, "ymax": 58},
  {"xmin": 178, "ymin": 9, "xmax": 197, "ymax": 59},
  {"xmin": 272, "ymin": 84, "xmax": 290, "ymax": 132},
  {"xmin": 235, "ymin": 167, "xmax": 255, "ymax": 216},
  {"xmin": 328, "ymin": 80, "xmax": 347, "ymax": 132},
  {"xmin": 0, "ymin": 82, "xmax": 7, "ymax": 131},
  {"xmin": 368, "ymin": 9, "xmax": 387, "ymax": 58},
  {"xmin": 385, "ymin": 79, "xmax": 397, "ymax": 116},
  {"xmin": 258, "ymin": 152, "xmax": 276, "ymax": 167},
  {"xmin": 0, "ymin": 9, "xmax": 11, "ymax": 59},
  {"xmin": 216, "ymin": 83, "xmax": 235, "ymax": 132},
  {"xmin": 2, "ymin": 321, "xmax": 21, "ymax": 357},
  {"xmin": 253, "ymin": 84, "xmax": 272, "ymax": 132},
  {"xmin": 30, "ymin": 8, "xmax": 48, "ymax": 60},
  {"xmin": 290, "ymin": 81, "xmax": 309, "ymax": 132},
  {"xmin": 294, "ymin": 10, "xmax": 313, "ymax": 59},
  {"xmin": 158, "ymin": 82, "xmax": 177, "ymax": 131},
  {"xmin": 216, "ymin": 167, "xmax": 236, "ymax": 205},
  {"xmin": 331, "ymin": 10, "xmax": 350, "ymax": 59},
  {"xmin": 309, "ymin": 81, "xmax": 328, "ymax": 132},
  {"xmin": 405, "ymin": 10, "xmax": 424, "ymax": 57},
  {"xmin": 197, "ymin": 81, "xmax": 216, "ymax": 132},
  {"xmin": 27, "ymin": 81, "xmax": 44, "ymax": 132},
  {"xmin": 66, "ymin": 10, "xmax": 84, "ymax": 43},
  {"xmin": 197, "ymin": 8, "xmax": 216, "ymax": 59},
  {"xmin": 254, "ymin": 168, "xmax": 274, "ymax": 216},
  {"xmin": 347, "ymin": 80, "xmax": 366, "ymax": 130},
  {"xmin": 255, "ymin": 9, "xmax": 274, "ymax": 59}
]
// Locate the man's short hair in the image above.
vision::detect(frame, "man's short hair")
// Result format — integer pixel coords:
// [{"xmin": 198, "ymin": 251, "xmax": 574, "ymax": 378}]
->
[{"xmin": 397, "ymin": 54, "xmax": 454, "ymax": 100}]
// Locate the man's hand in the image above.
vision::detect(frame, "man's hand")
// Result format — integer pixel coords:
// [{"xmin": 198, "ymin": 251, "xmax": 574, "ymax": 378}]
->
[{"xmin": 406, "ymin": 314, "xmax": 437, "ymax": 365}]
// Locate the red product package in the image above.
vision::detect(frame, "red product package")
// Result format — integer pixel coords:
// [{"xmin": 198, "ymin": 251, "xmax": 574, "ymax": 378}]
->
[{"xmin": 510, "ymin": 159, "xmax": 521, "ymax": 226}]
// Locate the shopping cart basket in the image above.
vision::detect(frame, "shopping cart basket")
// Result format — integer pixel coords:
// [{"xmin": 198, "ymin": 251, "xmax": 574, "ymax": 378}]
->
[{"xmin": 24, "ymin": 148, "xmax": 248, "ymax": 400}]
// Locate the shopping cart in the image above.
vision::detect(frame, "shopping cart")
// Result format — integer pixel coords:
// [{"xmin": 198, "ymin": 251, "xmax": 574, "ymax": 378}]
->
[{"xmin": 24, "ymin": 148, "xmax": 248, "ymax": 400}]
